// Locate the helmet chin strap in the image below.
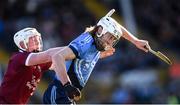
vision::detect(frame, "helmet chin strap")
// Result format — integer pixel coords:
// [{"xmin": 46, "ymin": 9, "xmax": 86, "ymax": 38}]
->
[
  {"xmin": 29, "ymin": 45, "xmax": 42, "ymax": 52},
  {"xmin": 32, "ymin": 50, "xmax": 40, "ymax": 53}
]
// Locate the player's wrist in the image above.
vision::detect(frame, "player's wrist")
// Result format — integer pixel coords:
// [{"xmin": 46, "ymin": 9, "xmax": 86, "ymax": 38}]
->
[
  {"xmin": 63, "ymin": 81, "xmax": 71, "ymax": 87},
  {"xmin": 131, "ymin": 38, "xmax": 139, "ymax": 45}
]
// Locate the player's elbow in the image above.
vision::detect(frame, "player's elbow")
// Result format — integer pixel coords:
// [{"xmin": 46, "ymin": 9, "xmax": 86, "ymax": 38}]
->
[{"xmin": 50, "ymin": 52, "xmax": 66, "ymax": 71}]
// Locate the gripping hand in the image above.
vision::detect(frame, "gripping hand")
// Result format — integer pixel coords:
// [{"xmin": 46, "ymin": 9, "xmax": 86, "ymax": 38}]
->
[{"xmin": 63, "ymin": 82, "xmax": 81, "ymax": 101}]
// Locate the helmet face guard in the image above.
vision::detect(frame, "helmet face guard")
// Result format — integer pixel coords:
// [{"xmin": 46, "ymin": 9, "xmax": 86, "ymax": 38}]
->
[
  {"xmin": 14, "ymin": 28, "xmax": 42, "ymax": 51},
  {"xmin": 94, "ymin": 32, "xmax": 120, "ymax": 51},
  {"xmin": 95, "ymin": 9, "xmax": 122, "ymax": 51}
]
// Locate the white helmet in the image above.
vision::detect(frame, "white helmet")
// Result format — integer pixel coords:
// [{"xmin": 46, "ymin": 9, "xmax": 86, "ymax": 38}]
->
[
  {"xmin": 13, "ymin": 27, "xmax": 42, "ymax": 51},
  {"xmin": 97, "ymin": 9, "xmax": 122, "ymax": 40}
]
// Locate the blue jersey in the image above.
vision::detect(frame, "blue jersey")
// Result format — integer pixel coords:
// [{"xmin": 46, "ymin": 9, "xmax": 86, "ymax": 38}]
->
[{"xmin": 55, "ymin": 32, "xmax": 100, "ymax": 87}]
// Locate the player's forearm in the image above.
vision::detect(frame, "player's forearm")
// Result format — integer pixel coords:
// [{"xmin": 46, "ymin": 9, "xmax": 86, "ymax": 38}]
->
[
  {"xmin": 31, "ymin": 47, "xmax": 65, "ymax": 64},
  {"xmin": 120, "ymin": 25, "xmax": 139, "ymax": 44},
  {"xmin": 52, "ymin": 53, "xmax": 71, "ymax": 85},
  {"xmin": 47, "ymin": 47, "xmax": 65, "ymax": 57},
  {"xmin": 42, "ymin": 46, "xmax": 66, "ymax": 63}
]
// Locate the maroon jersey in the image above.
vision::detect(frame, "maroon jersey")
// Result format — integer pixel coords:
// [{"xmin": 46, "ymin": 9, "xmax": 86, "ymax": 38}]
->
[{"xmin": 0, "ymin": 51, "xmax": 52, "ymax": 104}]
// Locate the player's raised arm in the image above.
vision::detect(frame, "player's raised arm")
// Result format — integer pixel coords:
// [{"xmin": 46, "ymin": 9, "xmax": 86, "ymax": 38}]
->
[
  {"xmin": 26, "ymin": 47, "xmax": 64, "ymax": 66},
  {"xmin": 119, "ymin": 24, "xmax": 150, "ymax": 52}
]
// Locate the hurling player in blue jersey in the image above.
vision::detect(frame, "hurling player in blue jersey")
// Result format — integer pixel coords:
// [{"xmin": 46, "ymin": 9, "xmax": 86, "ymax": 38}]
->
[{"xmin": 43, "ymin": 9, "xmax": 151, "ymax": 104}]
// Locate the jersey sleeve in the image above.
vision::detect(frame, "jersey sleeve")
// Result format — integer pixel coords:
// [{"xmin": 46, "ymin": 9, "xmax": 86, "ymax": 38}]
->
[
  {"xmin": 69, "ymin": 33, "xmax": 93, "ymax": 58},
  {"xmin": 11, "ymin": 52, "xmax": 31, "ymax": 66}
]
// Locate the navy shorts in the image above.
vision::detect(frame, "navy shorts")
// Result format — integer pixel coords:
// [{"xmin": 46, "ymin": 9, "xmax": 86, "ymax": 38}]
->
[{"xmin": 43, "ymin": 79, "xmax": 73, "ymax": 104}]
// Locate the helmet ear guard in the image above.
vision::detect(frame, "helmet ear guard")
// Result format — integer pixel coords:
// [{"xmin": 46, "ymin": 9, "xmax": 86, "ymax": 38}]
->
[{"xmin": 13, "ymin": 27, "xmax": 42, "ymax": 51}]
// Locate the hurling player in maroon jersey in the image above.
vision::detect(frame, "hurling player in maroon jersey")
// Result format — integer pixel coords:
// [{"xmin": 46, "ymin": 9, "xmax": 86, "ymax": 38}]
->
[{"xmin": 0, "ymin": 28, "xmax": 82, "ymax": 104}]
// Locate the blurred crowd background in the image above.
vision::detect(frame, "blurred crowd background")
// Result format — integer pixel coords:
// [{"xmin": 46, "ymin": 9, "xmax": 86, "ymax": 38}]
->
[{"xmin": 0, "ymin": 0, "xmax": 180, "ymax": 104}]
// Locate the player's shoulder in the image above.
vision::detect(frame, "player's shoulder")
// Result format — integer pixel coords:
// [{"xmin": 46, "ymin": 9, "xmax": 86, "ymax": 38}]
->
[
  {"xmin": 10, "ymin": 51, "xmax": 30, "ymax": 60},
  {"xmin": 81, "ymin": 32, "xmax": 93, "ymax": 39},
  {"xmin": 74, "ymin": 32, "xmax": 93, "ymax": 44}
]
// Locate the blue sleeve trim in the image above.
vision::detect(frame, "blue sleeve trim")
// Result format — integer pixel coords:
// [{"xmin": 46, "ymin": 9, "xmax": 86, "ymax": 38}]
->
[{"xmin": 69, "ymin": 45, "xmax": 79, "ymax": 58}]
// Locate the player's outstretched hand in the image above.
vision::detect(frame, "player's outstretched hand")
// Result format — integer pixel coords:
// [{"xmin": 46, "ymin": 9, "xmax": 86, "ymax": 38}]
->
[
  {"xmin": 134, "ymin": 39, "xmax": 150, "ymax": 52},
  {"xmin": 63, "ymin": 82, "xmax": 81, "ymax": 101},
  {"xmin": 100, "ymin": 47, "xmax": 115, "ymax": 58}
]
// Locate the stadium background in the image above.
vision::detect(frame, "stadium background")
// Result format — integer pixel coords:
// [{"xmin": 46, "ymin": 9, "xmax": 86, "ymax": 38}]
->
[{"xmin": 0, "ymin": 0, "xmax": 180, "ymax": 104}]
